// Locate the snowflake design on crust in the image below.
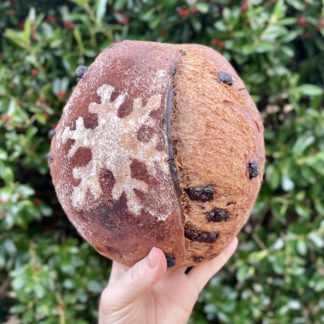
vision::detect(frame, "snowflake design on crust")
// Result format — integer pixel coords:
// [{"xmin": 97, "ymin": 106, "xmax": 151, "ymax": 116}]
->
[{"xmin": 58, "ymin": 84, "xmax": 163, "ymax": 215}]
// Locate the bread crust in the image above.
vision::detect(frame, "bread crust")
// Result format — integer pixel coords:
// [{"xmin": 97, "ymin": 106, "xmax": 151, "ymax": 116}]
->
[
  {"xmin": 49, "ymin": 40, "xmax": 265, "ymax": 268},
  {"xmin": 171, "ymin": 45, "xmax": 265, "ymax": 266}
]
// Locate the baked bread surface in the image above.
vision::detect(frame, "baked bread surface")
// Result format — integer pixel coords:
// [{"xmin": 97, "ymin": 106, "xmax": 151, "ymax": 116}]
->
[{"xmin": 50, "ymin": 40, "xmax": 265, "ymax": 268}]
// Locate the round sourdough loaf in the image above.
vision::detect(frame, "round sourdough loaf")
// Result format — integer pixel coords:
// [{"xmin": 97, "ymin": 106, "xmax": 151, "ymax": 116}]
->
[{"xmin": 49, "ymin": 40, "xmax": 265, "ymax": 268}]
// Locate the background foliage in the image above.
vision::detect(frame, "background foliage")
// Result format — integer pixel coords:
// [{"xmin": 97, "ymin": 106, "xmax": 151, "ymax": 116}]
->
[{"xmin": 1, "ymin": 0, "xmax": 323, "ymax": 323}]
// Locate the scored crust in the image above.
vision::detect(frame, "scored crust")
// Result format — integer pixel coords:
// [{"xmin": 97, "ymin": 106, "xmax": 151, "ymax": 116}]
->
[{"xmin": 49, "ymin": 40, "xmax": 265, "ymax": 268}]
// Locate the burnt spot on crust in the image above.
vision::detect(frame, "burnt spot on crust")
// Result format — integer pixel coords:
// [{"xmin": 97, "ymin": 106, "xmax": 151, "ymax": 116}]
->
[
  {"xmin": 206, "ymin": 208, "xmax": 231, "ymax": 222},
  {"xmin": 192, "ymin": 256, "xmax": 204, "ymax": 263},
  {"xmin": 75, "ymin": 65, "xmax": 88, "ymax": 80},
  {"xmin": 179, "ymin": 49, "xmax": 187, "ymax": 56},
  {"xmin": 218, "ymin": 71, "xmax": 233, "ymax": 86},
  {"xmin": 48, "ymin": 128, "xmax": 56, "ymax": 139},
  {"xmin": 137, "ymin": 125, "xmax": 155, "ymax": 143},
  {"xmin": 248, "ymin": 161, "xmax": 259, "ymax": 179},
  {"xmin": 164, "ymin": 253, "xmax": 176, "ymax": 267},
  {"xmin": 184, "ymin": 228, "xmax": 218, "ymax": 243},
  {"xmin": 185, "ymin": 185, "xmax": 214, "ymax": 202}
]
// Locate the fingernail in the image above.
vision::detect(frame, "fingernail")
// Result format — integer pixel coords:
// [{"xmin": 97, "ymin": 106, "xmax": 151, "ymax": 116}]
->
[{"xmin": 147, "ymin": 247, "xmax": 159, "ymax": 269}]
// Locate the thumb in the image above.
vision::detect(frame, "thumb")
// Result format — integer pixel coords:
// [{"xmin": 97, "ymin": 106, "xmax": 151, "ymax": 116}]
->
[{"xmin": 100, "ymin": 247, "xmax": 167, "ymax": 310}]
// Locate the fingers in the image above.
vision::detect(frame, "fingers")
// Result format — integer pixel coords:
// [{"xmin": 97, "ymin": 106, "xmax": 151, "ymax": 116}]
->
[
  {"xmin": 100, "ymin": 247, "xmax": 167, "ymax": 311},
  {"xmin": 187, "ymin": 237, "xmax": 238, "ymax": 293},
  {"xmin": 108, "ymin": 261, "xmax": 128, "ymax": 285}
]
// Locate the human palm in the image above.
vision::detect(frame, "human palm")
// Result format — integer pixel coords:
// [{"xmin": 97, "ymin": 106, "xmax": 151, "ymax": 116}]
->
[{"xmin": 99, "ymin": 238, "xmax": 238, "ymax": 324}]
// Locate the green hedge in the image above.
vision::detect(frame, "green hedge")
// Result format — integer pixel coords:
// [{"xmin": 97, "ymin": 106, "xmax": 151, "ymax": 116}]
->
[{"xmin": 1, "ymin": 0, "xmax": 323, "ymax": 323}]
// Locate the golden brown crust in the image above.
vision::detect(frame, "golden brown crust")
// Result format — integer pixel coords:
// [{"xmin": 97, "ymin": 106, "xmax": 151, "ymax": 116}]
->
[
  {"xmin": 172, "ymin": 45, "xmax": 265, "ymax": 266},
  {"xmin": 49, "ymin": 40, "xmax": 265, "ymax": 268}
]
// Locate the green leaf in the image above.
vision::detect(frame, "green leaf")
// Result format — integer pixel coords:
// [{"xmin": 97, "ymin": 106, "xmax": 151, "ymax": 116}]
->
[
  {"xmin": 73, "ymin": 27, "xmax": 84, "ymax": 57},
  {"xmin": 282, "ymin": 30, "xmax": 301, "ymax": 42},
  {"xmin": 196, "ymin": 3, "xmax": 209, "ymax": 14},
  {"xmin": 191, "ymin": 19, "xmax": 202, "ymax": 32},
  {"xmin": 113, "ymin": 0, "xmax": 126, "ymax": 10},
  {"xmin": 223, "ymin": 8, "xmax": 231, "ymax": 21},
  {"xmin": 149, "ymin": 16, "xmax": 161, "ymax": 29},
  {"xmin": 39, "ymin": 205, "xmax": 52, "ymax": 216},
  {"xmin": 287, "ymin": 300, "xmax": 301, "ymax": 310},
  {"xmin": 22, "ymin": 19, "xmax": 32, "ymax": 45},
  {"xmin": 27, "ymin": 7, "xmax": 36, "ymax": 22},
  {"xmin": 214, "ymin": 21, "xmax": 227, "ymax": 31},
  {"xmin": 255, "ymin": 42, "xmax": 274, "ymax": 53},
  {"xmin": 34, "ymin": 284, "xmax": 45, "ymax": 298},
  {"xmin": 12, "ymin": 276, "xmax": 25, "ymax": 290},
  {"xmin": 248, "ymin": 250, "xmax": 269, "ymax": 263},
  {"xmin": 260, "ymin": 25, "xmax": 287, "ymax": 42},
  {"xmin": 87, "ymin": 280, "xmax": 103, "ymax": 293},
  {"xmin": 96, "ymin": 0, "xmax": 108, "ymax": 22},
  {"xmin": 237, "ymin": 264, "xmax": 255, "ymax": 282},
  {"xmin": 4, "ymin": 29, "xmax": 29, "ymax": 49},
  {"xmin": 313, "ymin": 277, "xmax": 324, "ymax": 292},
  {"xmin": 281, "ymin": 46, "xmax": 294, "ymax": 57},
  {"xmin": 314, "ymin": 198, "xmax": 324, "ymax": 215},
  {"xmin": 4, "ymin": 239, "xmax": 17, "ymax": 255},
  {"xmin": 292, "ymin": 134, "xmax": 315, "ymax": 155},
  {"xmin": 308, "ymin": 232, "xmax": 324, "ymax": 248},
  {"xmin": 271, "ymin": 0, "xmax": 286, "ymax": 23},
  {"xmin": 142, "ymin": 8, "xmax": 155, "ymax": 22},
  {"xmin": 63, "ymin": 279, "xmax": 75, "ymax": 289},
  {"xmin": 295, "ymin": 204, "xmax": 311, "ymax": 218},
  {"xmin": 71, "ymin": 0, "xmax": 89, "ymax": 6},
  {"xmin": 281, "ymin": 175, "xmax": 294, "ymax": 192},
  {"xmin": 0, "ymin": 149, "xmax": 8, "ymax": 160},
  {"xmin": 286, "ymin": 0, "xmax": 305, "ymax": 10},
  {"xmin": 19, "ymin": 185, "xmax": 35, "ymax": 197},
  {"xmin": 266, "ymin": 165, "xmax": 280, "ymax": 190},
  {"xmin": 298, "ymin": 84, "xmax": 324, "ymax": 96},
  {"xmin": 296, "ymin": 240, "xmax": 307, "ymax": 255},
  {"xmin": 1, "ymin": 167, "xmax": 14, "ymax": 184}
]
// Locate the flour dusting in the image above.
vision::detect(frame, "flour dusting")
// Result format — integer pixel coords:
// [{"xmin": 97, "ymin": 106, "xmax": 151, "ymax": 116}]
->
[{"xmin": 57, "ymin": 83, "xmax": 172, "ymax": 219}]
